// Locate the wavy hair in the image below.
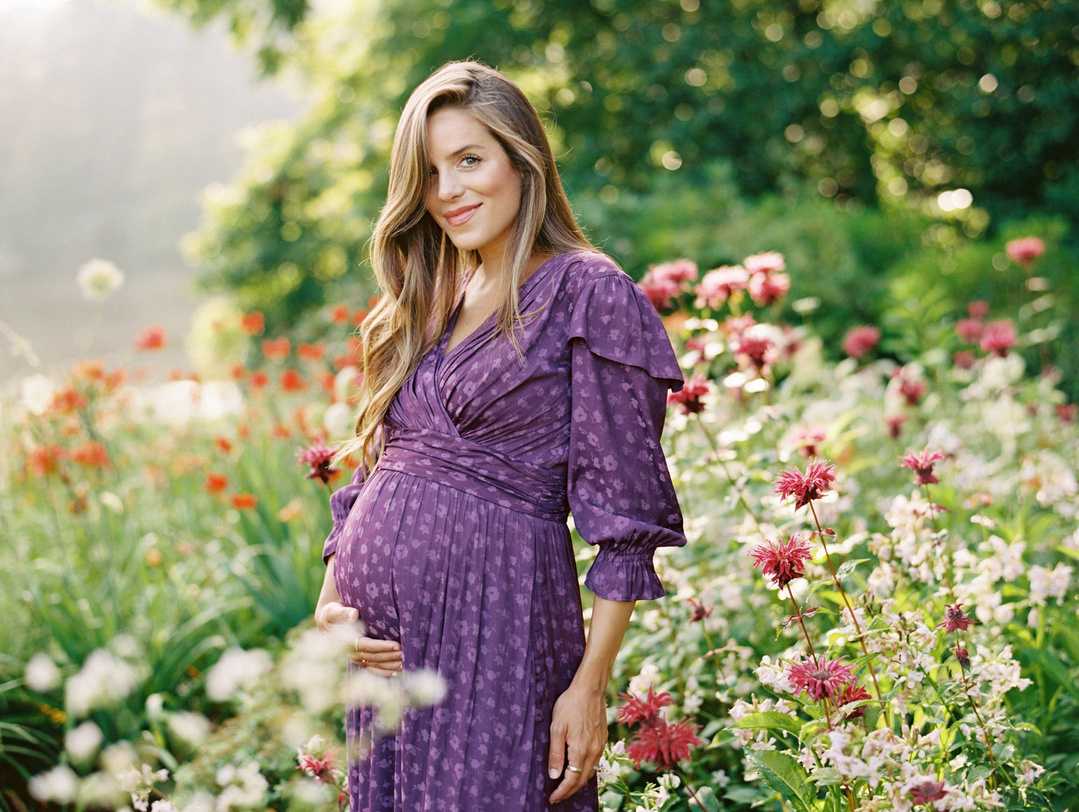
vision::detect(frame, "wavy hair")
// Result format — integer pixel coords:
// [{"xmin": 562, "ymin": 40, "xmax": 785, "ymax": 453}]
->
[{"xmin": 340, "ymin": 61, "xmax": 593, "ymax": 470}]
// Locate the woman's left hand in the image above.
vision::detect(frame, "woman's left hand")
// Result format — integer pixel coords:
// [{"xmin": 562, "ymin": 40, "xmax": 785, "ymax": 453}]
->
[{"xmin": 547, "ymin": 684, "xmax": 607, "ymax": 803}]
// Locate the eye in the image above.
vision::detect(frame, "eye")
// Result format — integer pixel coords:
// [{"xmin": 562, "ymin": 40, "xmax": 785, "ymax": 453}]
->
[
  {"xmin": 460, "ymin": 154, "xmax": 481, "ymax": 168},
  {"xmin": 428, "ymin": 166, "xmax": 438, "ymax": 177}
]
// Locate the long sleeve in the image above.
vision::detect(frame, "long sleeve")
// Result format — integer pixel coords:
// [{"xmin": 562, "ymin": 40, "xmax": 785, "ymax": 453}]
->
[
  {"xmin": 566, "ymin": 271, "xmax": 687, "ymax": 601},
  {"xmin": 322, "ymin": 464, "xmax": 367, "ymax": 564}
]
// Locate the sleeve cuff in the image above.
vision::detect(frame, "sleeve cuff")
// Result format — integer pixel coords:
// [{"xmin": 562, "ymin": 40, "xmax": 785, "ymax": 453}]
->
[{"xmin": 584, "ymin": 547, "xmax": 667, "ymax": 601}]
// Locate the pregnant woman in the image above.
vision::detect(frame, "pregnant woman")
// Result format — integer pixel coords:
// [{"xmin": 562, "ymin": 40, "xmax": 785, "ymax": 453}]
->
[{"xmin": 314, "ymin": 61, "xmax": 686, "ymax": 811}]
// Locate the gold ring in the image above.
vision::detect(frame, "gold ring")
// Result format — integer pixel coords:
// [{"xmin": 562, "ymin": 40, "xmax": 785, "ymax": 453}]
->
[
  {"xmin": 354, "ymin": 638, "xmax": 361, "ymax": 651},
  {"xmin": 567, "ymin": 765, "xmax": 582, "ymax": 774}
]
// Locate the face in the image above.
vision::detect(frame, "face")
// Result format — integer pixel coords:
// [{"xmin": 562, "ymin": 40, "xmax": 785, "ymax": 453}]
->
[{"xmin": 424, "ymin": 106, "xmax": 523, "ymax": 265}]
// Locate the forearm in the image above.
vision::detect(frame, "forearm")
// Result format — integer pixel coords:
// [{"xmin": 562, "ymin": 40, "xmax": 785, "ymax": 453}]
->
[
  {"xmin": 570, "ymin": 597, "xmax": 636, "ymax": 695},
  {"xmin": 316, "ymin": 553, "xmax": 342, "ymax": 612}
]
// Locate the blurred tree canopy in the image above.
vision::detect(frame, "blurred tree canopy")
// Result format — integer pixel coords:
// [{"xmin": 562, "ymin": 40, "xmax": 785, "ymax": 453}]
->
[{"xmin": 160, "ymin": 0, "xmax": 1079, "ymax": 332}]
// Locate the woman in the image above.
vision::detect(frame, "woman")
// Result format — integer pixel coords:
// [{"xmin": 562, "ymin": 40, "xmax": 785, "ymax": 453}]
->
[{"xmin": 314, "ymin": 61, "xmax": 686, "ymax": 811}]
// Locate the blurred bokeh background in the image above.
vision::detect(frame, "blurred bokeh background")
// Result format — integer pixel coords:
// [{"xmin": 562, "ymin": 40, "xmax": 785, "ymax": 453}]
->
[{"xmin": 2, "ymin": 0, "xmax": 1077, "ymax": 393}]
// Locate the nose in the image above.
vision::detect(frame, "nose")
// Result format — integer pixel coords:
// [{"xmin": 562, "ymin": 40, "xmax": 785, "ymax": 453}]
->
[{"xmin": 437, "ymin": 169, "xmax": 463, "ymax": 202}]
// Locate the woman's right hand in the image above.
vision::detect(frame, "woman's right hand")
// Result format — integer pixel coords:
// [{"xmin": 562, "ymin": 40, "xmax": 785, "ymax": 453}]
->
[
  {"xmin": 316, "ymin": 555, "xmax": 402, "ymax": 677},
  {"xmin": 316, "ymin": 600, "xmax": 403, "ymax": 677}
]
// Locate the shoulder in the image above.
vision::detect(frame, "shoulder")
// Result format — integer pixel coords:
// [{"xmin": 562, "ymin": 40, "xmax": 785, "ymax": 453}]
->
[{"xmin": 547, "ymin": 250, "xmax": 640, "ymax": 305}]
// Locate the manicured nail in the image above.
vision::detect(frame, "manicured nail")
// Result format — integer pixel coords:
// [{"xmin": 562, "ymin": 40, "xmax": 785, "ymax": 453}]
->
[{"xmin": 549, "ymin": 768, "xmax": 559, "ymax": 779}]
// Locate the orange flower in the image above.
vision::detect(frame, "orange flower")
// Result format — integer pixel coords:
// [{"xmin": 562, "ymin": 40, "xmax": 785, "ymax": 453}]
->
[
  {"xmin": 214, "ymin": 436, "xmax": 233, "ymax": 453},
  {"xmin": 272, "ymin": 424, "xmax": 291, "ymax": 440},
  {"xmin": 50, "ymin": 387, "xmax": 87, "ymax": 414},
  {"xmin": 241, "ymin": 311, "xmax": 265, "ymax": 335},
  {"xmin": 205, "ymin": 472, "xmax": 229, "ymax": 493},
  {"xmin": 319, "ymin": 371, "xmax": 336, "ymax": 394},
  {"xmin": 280, "ymin": 369, "xmax": 307, "ymax": 392},
  {"xmin": 230, "ymin": 363, "xmax": 246, "ymax": 380},
  {"xmin": 135, "ymin": 324, "xmax": 167, "ymax": 351},
  {"xmin": 27, "ymin": 445, "xmax": 65, "ymax": 477},
  {"xmin": 351, "ymin": 309, "xmax": 369, "ymax": 326},
  {"xmin": 249, "ymin": 371, "xmax": 269, "ymax": 390},
  {"xmin": 262, "ymin": 337, "xmax": 290, "ymax": 361},
  {"xmin": 297, "ymin": 342, "xmax": 326, "ymax": 362},
  {"xmin": 329, "ymin": 304, "xmax": 350, "ymax": 324},
  {"xmin": 71, "ymin": 359, "xmax": 106, "ymax": 382},
  {"xmin": 230, "ymin": 493, "xmax": 258, "ymax": 510},
  {"xmin": 70, "ymin": 440, "xmax": 110, "ymax": 469}
]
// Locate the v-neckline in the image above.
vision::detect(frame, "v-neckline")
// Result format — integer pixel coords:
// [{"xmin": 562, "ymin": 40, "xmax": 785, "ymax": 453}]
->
[{"xmin": 439, "ymin": 252, "xmax": 566, "ymax": 360}]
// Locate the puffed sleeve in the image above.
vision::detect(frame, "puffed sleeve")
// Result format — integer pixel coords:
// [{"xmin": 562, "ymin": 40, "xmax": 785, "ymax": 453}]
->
[
  {"xmin": 322, "ymin": 464, "xmax": 366, "ymax": 564},
  {"xmin": 566, "ymin": 271, "xmax": 687, "ymax": 601}
]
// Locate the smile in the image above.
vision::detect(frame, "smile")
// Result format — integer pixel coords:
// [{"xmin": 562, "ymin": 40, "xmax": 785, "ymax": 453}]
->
[{"xmin": 444, "ymin": 204, "xmax": 480, "ymax": 227}]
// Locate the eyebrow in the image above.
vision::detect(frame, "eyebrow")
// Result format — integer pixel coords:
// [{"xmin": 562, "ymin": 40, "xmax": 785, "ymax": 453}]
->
[{"xmin": 436, "ymin": 144, "xmax": 487, "ymax": 160}]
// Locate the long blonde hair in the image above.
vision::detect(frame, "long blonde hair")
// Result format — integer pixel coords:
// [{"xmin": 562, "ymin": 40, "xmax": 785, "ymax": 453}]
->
[{"xmin": 341, "ymin": 61, "xmax": 593, "ymax": 470}]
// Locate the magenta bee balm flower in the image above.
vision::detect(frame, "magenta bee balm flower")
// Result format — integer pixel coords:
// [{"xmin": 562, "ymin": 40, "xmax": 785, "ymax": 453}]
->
[
  {"xmin": 899, "ymin": 446, "xmax": 946, "ymax": 486},
  {"xmin": 751, "ymin": 535, "xmax": 813, "ymax": 589},
  {"xmin": 774, "ymin": 459, "xmax": 837, "ymax": 510},
  {"xmin": 787, "ymin": 655, "xmax": 857, "ymax": 702}
]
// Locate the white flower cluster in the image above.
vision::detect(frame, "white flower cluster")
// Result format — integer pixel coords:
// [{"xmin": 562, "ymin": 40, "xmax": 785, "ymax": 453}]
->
[
  {"xmin": 76, "ymin": 258, "xmax": 125, "ymax": 301},
  {"xmin": 204, "ymin": 647, "xmax": 273, "ymax": 703},
  {"xmin": 65, "ymin": 649, "xmax": 141, "ymax": 718},
  {"xmin": 215, "ymin": 762, "xmax": 269, "ymax": 811}
]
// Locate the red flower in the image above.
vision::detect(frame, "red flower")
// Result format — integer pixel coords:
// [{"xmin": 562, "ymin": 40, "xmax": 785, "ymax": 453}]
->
[
  {"xmin": 205, "ymin": 473, "xmax": 229, "ymax": 494},
  {"xmin": 954, "ymin": 646, "xmax": 970, "ymax": 670},
  {"xmin": 909, "ymin": 779, "xmax": 947, "ymax": 806},
  {"xmin": 751, "ymin": 535, "xmax": 812, "ymax": 589},
  {"xmin": 298, "ymin": 342, "xmax": 326, "ymax": 362},
  {"xmin": 1005, "ymin": 236, "xmax": 1044, "ymax": 266},
  {"xmin": 788, "ymin": 656, "xmax": 856, "ymax": 702},
  {"xmin": 1057, "ymin": 404, "xmax": 1077, "ymax": 424},
  {"xmin": 281, "ymin": 369, "xmax": 307, "ymax": 392},
  {"xmin": 666, "ymin": 375, "xmax": 710, "ymax": 415},
  {"xmin": 70, "ymin": 440, "xmax": 110, "ymax": 469},
  {"xmin": 939, "ymin": 603, "xmax": 976, "ymax": 633},
  {"xmin": 135, "ymin": 324, "xmax": 167, "ymax": 351},
  {"xmin": 262, "ymin": 337, "xmax": 291, "ymax": 361},
  {"xmin": 694, "ymin": 266, "xmax": 748, "ymax": 308},
  {"xmin": 27, "ymin": 445, "xmax": 65, "ymax": 478},
  {"xmin": 743, "ymin": 251, "xmax": 786, "ymax": 276},
  {"xmin": 50, "ymin": 387, "xmax": 88, "ymax": 414},
  {"xmin": 241, "ymin": 311, "xmax": 265, "ymax": 334},
  {"xmin": 617, "ymin": 686, "xmax": 673, "ymax": 726},
  {"xmin": 842, "ymin": 325, "xmax": 881, "ymax": 359},
  {"xmin": 834, "ymin": 681, "xmax": 872, "ymax": 720},
  {"xmin": 886, "ymin": 414, "xmax": 906, "ymax": 439},
  {"xmin": 626, "ymin": 717, "xmax": 701, "ymax": 771},
  {"xmin": 249, "ymin": 371, "xmax": 269, "ymax": 390},
  {"xmin": 955, "ymin": 317, "xmax": 983, "ymax": 344},
  {"xmin": 686, "ymin": 597, "xmax": 713, "ymax": 623},
  {"xmin": 231, "ymin": 493, "xmax": 258, "ymax": 510},
  {"xmin": 329, "ymin": 304, "xmax": 350, "ymax": 324},
  {"xmin": 899, "ymin": 446, "xmax": 945, "ymax": 486},
  {"xmin": 215, "ymin": 436, "xmax": 233, "ymax": 453},
  {"xmin": 774, "ymin": 459, "xmax": 836, "ymax": 510},
  {"xmin": 748, "ymin": 271, "xmax": 790, "ymax": 306},
  {"xmin": 979, "ymin": 320, "xmax": 1017, "ymax": 357},
  {"xmin": 893, "ymin": 367, "xmax": 926, "ymax": 407},
  {"xmin": 297, "ymin": 442, "xmax": 341, "ymax": 485}
]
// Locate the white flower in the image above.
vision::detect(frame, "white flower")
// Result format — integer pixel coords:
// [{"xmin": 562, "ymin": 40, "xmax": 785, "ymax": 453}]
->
[
  {"xmin": 215, "ymin": 761, "xmax": 268, "ymax": 811},
  {"xmin": 167, "ymin": 711, "xmax": 212, "ymax": 748},
  {"xmin": 28, "ymin": 765, "xmax": 79, "ymax": 803},
  {"xmin": 65, "ymin": 650, "xmax": 140, "ymax": 718},
  {"xmin": 65, "ymin": 721, "xmax": 104, "ymax": 763},
  {"xmin": 323, "ymin": 401, "xmax": 355, "ymax": 440},
  {"xmin": 25, "ymin": 653, "xmax": 61, "ymax": 692},
  {"xmin": 77, "ymin": 258, "xmax": 124, "ymax": 301},
  {"xmin": 205, "ymin": 648, "xmax": 273, "ymax": 702},
  {"xmin": 405, "ymin": 669, "xmax": 448, "ymax": 707},
  {"xmin": 628, "ymin": 663, "xmax": 660, "ymax": 696},
  {"xmin": 19, "ymin": 374, "xmax": 55, "ymax": 415}
]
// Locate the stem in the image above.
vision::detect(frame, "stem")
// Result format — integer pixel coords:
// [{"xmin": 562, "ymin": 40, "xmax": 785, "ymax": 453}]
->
[
  {"xmin": 954, "ymin": 629, "xmax": 998, "ymax": 786},
  {"xmin": 675, "ymin": 766, "xmax": 708, "ymax": 809},
  {"xmin": 785, "ymin": 586, "xmax": 816, "ymax": 660},
  {"xmin": 922, "ymin": 483, "xmax": 955, "ymax": 601},
  {"xmin": 693, "ymin": 414, "xmax": 764, "ymax": 534},
  {"xmin": 808, "ymin": 502, "xmax": 888, "ymax": 724}
]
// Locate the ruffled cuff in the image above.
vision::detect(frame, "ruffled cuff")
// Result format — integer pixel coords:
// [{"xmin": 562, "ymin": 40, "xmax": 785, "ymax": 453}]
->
[
  {"xmin": 566, "ymin": 271, "xmax": 684, "ymax": 391},
  {"xmin": 322, "ymin": 466, "xmax": 367, "ymax": 564},
  {"xmin": 584, "ymin": 548, "xmax": 666, "ymax": 601}
]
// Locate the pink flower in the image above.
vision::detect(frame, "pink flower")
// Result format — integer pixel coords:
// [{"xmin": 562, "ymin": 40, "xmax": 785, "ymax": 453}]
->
[
  {"xmin": 626, "ymin": 717, "xmax": 701, "ymax": 770},
  {"xmin": 980, "ymin": 320, "xmax": 1017, "ymax": 356},
  {"xmin": 908, "ymin": 779, "xmax": 948, "ymax": 806},
  {"xmin": 638, "ymin": 274, "xmax": 682, "ymax": 312},
  {"xmin": 722, "ymin": 313, "xmax": 757, "ymax": 338},
  {"xmin": 967, "ymin": 299, "xmax": 990, "ymax": 319},
  {"xmin": 298, "ymin": 442, "xmax": 341, "ymax": 484},
  {"xmin": 953, "ymin": 350, "xmax": 975, "ymax": 369},
  {"xmin": 649, "ymin": 258, "xmax": 698, "ymax": 285},
  {"xmin": 617, "ymin": 686, "xmax": 673, "ymax": 726},
  {"xmin": 748, "ymin": 271, "xmax": 790, "ymax": 306},
  {"xmin": 667, "ymin": 375, "xmax": 711, "ymax": 415},
  {"xmin": 751, "ymin": 535, "xmax": 812, "ymax": 589},
  {"xmin": 732, "ymin": 331, "xmax": 776, "ymax": 372},
  {"xmin": 834, "ymin": 681, "xmax": 872, "ymax": 719},
  {"xmin": 774, "ymin": 459, "xmax": 837, "ymax": 510},
  {"xmin": 694, "ymin": 266, "xmax": 748, "ymax": 308},
  {"xmin": 744, "ymin": 251, "xmax": 786, "ymax": 276},
  {"xmin": 1005, "ymin": 236, "xmax": 1045, "ymax": 266},
  {"xmin": 893, "ymin": 367, "xmax": 926, "ymax": 407},
  {"xmin": 842, "ymin": 325, "xmax": 881, "ymax": 359},
  {"xmin": 955, "ymin": 318, "xmax": 983, "ymax": 344},
  {"xmin": 886, "ymin": 414, "xmax": 906, "ymax": 439},
  {"xmin": 787, "ymin": 425, "xmax": 826, "ymax": 458},
  {"xmin": 297, "ymin": 751, "xmax": 337, "ymax": 783},
  {"xmin": 135, "ymin": 324, "xmax": 167, "ymax": 351},
  {"xmin": 939, "ymin": 603, "xmax": 976, "ymax": 633},
  {"xmin": 899, "ymin": 447, "xmax": 945, "ymax": 486},
  {"xmin": 788, "ymin": 656, "xmax": 856, "ymax": 702}
]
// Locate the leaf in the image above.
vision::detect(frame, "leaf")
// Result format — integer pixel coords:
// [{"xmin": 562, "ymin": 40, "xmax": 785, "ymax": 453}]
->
[
  {"xmin": 733, "ymin": 711, "xmax": 804, "ymax": 736},
  {"xmin": 747, "ymin": 750, "xmax": 815, "ymax": 812},
  {"xmin": 834, "ymin": 558, "xmax": 867, "ymax": 581},
  {"xmin": 810, "ymin": 766, "xmax": 843, "ymax": 786}
]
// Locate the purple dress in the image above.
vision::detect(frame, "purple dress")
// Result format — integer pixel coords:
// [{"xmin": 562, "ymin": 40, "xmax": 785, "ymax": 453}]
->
[{"xmin": 322, "ymin": 251, "xmax": 686, "ymax": 812}]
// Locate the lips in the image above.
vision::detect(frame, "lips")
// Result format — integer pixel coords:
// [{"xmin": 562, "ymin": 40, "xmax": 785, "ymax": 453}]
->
[{"xmin": 444, "ymin": 204, "xmax": 480, "ymax": 227}]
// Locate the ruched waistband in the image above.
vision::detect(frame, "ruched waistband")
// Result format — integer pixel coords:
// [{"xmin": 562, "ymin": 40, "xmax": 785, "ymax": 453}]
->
[{"xmin": 377, "ymin": 428, "xmax": 568, "ymax": 522}]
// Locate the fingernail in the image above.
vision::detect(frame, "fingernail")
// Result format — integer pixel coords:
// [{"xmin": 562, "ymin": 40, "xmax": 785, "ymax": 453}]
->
[{"xmin": 548, "ymin": 768, "xmax": 559, "ymax": 779}]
